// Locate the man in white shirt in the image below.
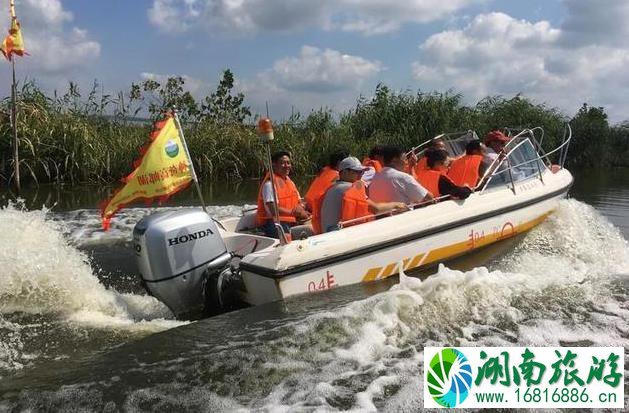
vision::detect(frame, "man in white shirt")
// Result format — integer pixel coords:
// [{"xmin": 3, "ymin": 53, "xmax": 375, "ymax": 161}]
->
[
  {"xmin": 369, "ymin": 146, "xmax": 434, "ymax": 205},
  {"xmin": 319, "ymin": 156, "xmax": 407, "ymax": 233},
  {"xmin": 256, "ymin": 151, "xmax": 310, "ymax": 238}
]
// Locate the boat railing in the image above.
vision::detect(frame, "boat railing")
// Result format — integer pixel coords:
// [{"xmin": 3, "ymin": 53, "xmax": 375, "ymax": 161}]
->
[
  {"xmin": 255, "ymin": 125, "xmax": 572, "ymax": 236},
  {"xmin": 339, "ymin": 124, "xmax": 572, "ymax": 229},
  {"xmin": 406, "ymin": 130, "xmax": 477, "ymax": 158},
  {"xmin": 477, "ymin": 124, "xmax": 572, "ymax": 193},
  {"xmin": 338, "ymin": 194, "xmax": 452, "ymax": 229}
]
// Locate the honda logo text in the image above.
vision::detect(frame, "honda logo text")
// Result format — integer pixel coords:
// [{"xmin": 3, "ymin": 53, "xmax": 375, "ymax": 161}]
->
[{"xmin": 168, "ymin": 228, "xmax": 214, "ymax": 246}]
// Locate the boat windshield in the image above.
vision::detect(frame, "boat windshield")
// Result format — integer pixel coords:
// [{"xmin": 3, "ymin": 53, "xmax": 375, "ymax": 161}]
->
[
  {"xmin": 443, "ymin": 131, "xmax": 479, "ymax": 158},
  {"xmin": 483, "ymin": 134, "xmax": 547, "ymax": 189},
  {"xmin": 408, "ymin": 130, "xmax": 479, "ymax": 159}
]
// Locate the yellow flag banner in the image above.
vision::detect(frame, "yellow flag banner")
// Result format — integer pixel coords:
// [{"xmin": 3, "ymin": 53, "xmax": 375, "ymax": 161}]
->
[
  {"xmin": 101, "ymin": 114, "xmax": 193, "ymax": 230},
  {"xmin": 1, "ymin": 0, "xmax": 26, "ymax": 60}
]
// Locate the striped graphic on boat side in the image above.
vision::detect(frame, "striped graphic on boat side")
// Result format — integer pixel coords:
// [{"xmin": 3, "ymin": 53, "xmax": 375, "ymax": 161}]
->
[
  {"xmin": 361, "ymin": 212, "xmax": 550, "ymax": 282},
  {"xmin": 362, "ymin": 252, "xmax": 426, "ymax": 282}
]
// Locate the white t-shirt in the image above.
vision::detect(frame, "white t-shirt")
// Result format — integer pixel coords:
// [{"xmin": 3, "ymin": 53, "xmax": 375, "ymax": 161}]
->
[
  {"xmin": 361, "ymin": 166, "xmax": 376, "ymax": 186},
  {"xmin": 261, "ymin": 181, "xmax": 276, "ymax": 216},
  {"xmin": 368, "ymin": 167, "xmax": 428, "ymax": 204},
  {"xmin": 483, "ymin": 148, "xmax": 499, "ymax": 168}
]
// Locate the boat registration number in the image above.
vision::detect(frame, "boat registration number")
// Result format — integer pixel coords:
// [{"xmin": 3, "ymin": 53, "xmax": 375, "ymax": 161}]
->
[{"xmin": 307, "ymin": 271, "xmax": 337, "ymax": 292}]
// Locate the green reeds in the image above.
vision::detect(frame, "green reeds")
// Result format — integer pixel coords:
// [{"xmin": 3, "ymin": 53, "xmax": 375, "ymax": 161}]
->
[{"xmin": 1, "ymin": 77, "xmax": 627, "ymax": 187}]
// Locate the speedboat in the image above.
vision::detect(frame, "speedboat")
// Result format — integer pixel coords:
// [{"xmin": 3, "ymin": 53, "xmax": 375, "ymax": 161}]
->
[{"xmin": 133, "ymin": 127, "xmax": 573, "ymax": 318}]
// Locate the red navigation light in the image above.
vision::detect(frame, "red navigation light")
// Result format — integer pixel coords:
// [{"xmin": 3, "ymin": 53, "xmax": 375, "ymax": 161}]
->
[{"xmin": 257, "ymin": 118, "xmax": 273, "ymax": 134}]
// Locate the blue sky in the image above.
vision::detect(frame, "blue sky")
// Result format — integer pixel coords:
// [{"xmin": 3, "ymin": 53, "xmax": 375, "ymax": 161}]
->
[{"xmin": 2, "ymin": 0, "xmax": 628, "ymax": 121}]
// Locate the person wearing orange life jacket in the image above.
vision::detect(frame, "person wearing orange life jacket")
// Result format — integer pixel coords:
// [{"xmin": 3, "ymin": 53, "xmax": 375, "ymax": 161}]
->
[
  {"xmin": 447, "ymin": 140, "xmax": 487, "ymax": 188},
  {"xmin": 413, "ymin": 138, "xmax": 453, "ymax": 178},
  {"xmin": 305, "ymin": 151, "xmax": 347, "ymax": 212},
  {"xmin": 306, "ymin": 151, "xmax": 347, "ymax": 234},
  {"xmin": 318, "ymin": 157, "xmax": 407, "ymax": 233},
  {"xmin": 416, "ymin": 148, "xmax": 472, "ymax": 200},
  {"xmin": 256, "ymin": 151, "xmax": 310, "ymax": 238},
  {"xmin": 361, "ymin": 145, "xmax": 385, "ymax": 187}
]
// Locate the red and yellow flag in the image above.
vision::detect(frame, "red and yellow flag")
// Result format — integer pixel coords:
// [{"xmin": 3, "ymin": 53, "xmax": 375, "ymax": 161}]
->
[
  {"xmin": 101, "ymin": 114, "xmax": 193, "ymax": 230},
  {"xmin": 1, "ymin": 0, "xmax": 26, "ymax": 60}
]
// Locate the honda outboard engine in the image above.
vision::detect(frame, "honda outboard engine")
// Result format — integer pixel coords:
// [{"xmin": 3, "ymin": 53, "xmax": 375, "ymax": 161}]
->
[{"xmin": 133, "ymin": 209, "xmax": 231, "ymax": 319}]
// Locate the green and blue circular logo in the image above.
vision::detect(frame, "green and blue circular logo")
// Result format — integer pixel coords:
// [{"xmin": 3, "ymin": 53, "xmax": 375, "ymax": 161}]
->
[
  {"xmin": 165, "ymin": 139, "xmax": 179, "ymax": 158},
  {"xmin": 426, "ymin": 348, "xmax": 473, "ymax": 407}
]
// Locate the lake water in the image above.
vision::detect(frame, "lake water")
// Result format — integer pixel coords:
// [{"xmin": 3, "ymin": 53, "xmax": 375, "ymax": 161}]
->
[{"xmin": 0, "ymin": 168, "xmax": 628, "ymax": 411}]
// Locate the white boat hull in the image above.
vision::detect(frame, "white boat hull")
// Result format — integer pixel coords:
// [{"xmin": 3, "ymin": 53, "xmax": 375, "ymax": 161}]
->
[{"xmin": 238, "ymin": 169, "xmax": 573, "ymax": 305}]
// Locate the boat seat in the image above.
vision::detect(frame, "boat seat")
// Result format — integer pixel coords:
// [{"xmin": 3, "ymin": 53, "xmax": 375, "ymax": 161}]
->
[{"xmin": 290, "ymin": 224, "xmax": 315, "ymax": 240}]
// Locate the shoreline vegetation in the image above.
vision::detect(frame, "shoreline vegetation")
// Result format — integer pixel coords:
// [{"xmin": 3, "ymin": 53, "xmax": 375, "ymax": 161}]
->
[{"xmin": 1, "ymin": 70, "xmax": 628, "ymax": 186}]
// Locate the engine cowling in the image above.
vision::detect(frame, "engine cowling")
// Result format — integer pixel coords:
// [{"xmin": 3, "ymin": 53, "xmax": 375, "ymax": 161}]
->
[{"xmin": 133, "ymin": 208, "xmax": 231, "ymax": 318}]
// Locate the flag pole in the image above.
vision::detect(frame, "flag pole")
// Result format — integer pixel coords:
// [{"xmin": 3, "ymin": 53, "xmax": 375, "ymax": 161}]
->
[
  {"xmin": 172, "ymin": 109, "xmax": 207, "ymax": 213},
  {"xmin": 10, "ymin": 58, "xmax": 20, "ymax": 193}
]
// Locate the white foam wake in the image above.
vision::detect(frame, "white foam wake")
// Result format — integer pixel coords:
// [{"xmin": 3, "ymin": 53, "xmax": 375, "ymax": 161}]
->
[
  {"xmin": 224, "ymin": 199, "xmax": 629, "ymax": 411},
  {"xmin": 0, "ymin": 203, "xmax": 186, "ymax": 374}
]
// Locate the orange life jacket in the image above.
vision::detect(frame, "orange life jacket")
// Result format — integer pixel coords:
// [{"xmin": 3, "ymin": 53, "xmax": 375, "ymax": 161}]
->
[
  {"xmin": 447, "ymin": 154, "xmax": 483, "ymax": 188},
  {"xmin": 362, "ymin": 158, "xmax": 383, "ymax": 173},
  {"xmin": 341, "ymin": 181, "xmax": 373, "ymax": 228},
  {"xmin": 412, "ymin": 157, "xmax": 429, "ymax": 178},
  {"xmin": 304, "ymin": 166, "xmax": 338, "ymax": 211},
  {"xmin": 416, "ymin": 168, "xmax": 445, "ymax": 198},
  {"xmin": 310, "ymin": 188, "xmax": 329, "ymax": 235},
  {"xmin": 256, "ymin": 173, "xmax": 301, "ymax": 226}
]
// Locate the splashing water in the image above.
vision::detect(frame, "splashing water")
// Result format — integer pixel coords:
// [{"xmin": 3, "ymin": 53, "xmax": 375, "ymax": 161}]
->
[
  {"xmin": 118, "ymin": 199, "xmax": 629, "ymax": 411},
  {"xmin": 48, "ymin": 204, "xmax": 254, "ymax": 246},
  {"xmin": 1, "ymin": 199, "xmax": 628, "ymax": 411},
  {"xmin": 0, "ymin": 202, "xmax": 185, "ymax": 377}
]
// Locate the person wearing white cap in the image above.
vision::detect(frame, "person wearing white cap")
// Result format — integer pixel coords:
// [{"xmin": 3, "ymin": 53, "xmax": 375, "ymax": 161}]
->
[{"xmin": 318, "ymin": 156, "xmax": 407, "ymax": 233}]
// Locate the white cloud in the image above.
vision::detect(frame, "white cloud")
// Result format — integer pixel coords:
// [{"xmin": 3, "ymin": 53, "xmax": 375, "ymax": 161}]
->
[
  {"xmin": 559, "ymin": 0, "xmax": 629, "ymax": 48},
  {"xmin": 269, "ymin": 46, "xmax": 382, "ymax": 92},
  {"xmin": 147, "ymin": 0, "xmax": 200, "ymax": 33},
  {"xmin": 0, "ymin": 0, "xmax": 100, "ymax": 75},
  {"xmin": 135, "ymin": 47, "xmax": 381, "ymax": 118},
  {"xmin": 242, "ymin": 46, "xmax": 383, "ymax": 117},
  {"xmin": 148, "ymin": 0, "xmax": 480, "ymax": 36},
  {"xmin": 411, "ymin": 9, "xmax": 629, "ymax": 121}
]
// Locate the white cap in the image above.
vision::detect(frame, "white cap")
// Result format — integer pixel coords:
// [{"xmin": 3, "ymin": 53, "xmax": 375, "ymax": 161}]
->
[{"xmin": 338, "ymin": 156, "xmax": 368, "ymax": 172}]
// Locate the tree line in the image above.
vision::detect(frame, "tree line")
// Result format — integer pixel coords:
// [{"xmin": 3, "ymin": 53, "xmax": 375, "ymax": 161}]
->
[{"xmin": 0, "ymin": 70, "xmax": 627, "ymax": 186}]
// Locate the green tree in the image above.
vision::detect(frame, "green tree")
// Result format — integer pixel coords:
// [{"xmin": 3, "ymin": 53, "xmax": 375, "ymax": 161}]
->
[
  {"xmin": 201, "ymin": 69, "xmax": 251, "ymax": 124},
  {"xmin": 135, "ymin": 76, "xmax": 199, "ymax": 122},
  {"xmin": 569, "ymin": 103, "xmax": 610, "ymax": 167}
]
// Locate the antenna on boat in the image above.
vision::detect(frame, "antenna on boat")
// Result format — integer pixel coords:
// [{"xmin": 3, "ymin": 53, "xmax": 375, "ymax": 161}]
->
[{"xmin": 257, "ymin": 106, "xmax": 289, "ymax": 244}]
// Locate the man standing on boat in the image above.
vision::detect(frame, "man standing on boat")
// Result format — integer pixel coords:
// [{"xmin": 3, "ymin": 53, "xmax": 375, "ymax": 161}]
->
[
  {"xmin": 319, "ymin": 157, "xmax": 407, "ymax": 233},
  {"xmin": 368, "ymin": 146, "xmax": 434, "ymax": 205},
  {"xmin": 256, "ymin": 151, "xmax": 310, "ymax": 238}
]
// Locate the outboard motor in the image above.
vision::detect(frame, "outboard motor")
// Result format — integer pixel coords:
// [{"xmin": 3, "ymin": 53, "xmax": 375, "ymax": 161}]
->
[{"xmin": 133, "ymin": 209, "xmax": 231, "ymax": 319}]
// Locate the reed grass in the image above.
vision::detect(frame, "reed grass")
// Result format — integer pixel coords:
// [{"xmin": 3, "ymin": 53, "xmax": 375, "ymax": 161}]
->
[{"xmin": 1, "ymin": 78, "xmax": 627, "ymax": 187}]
